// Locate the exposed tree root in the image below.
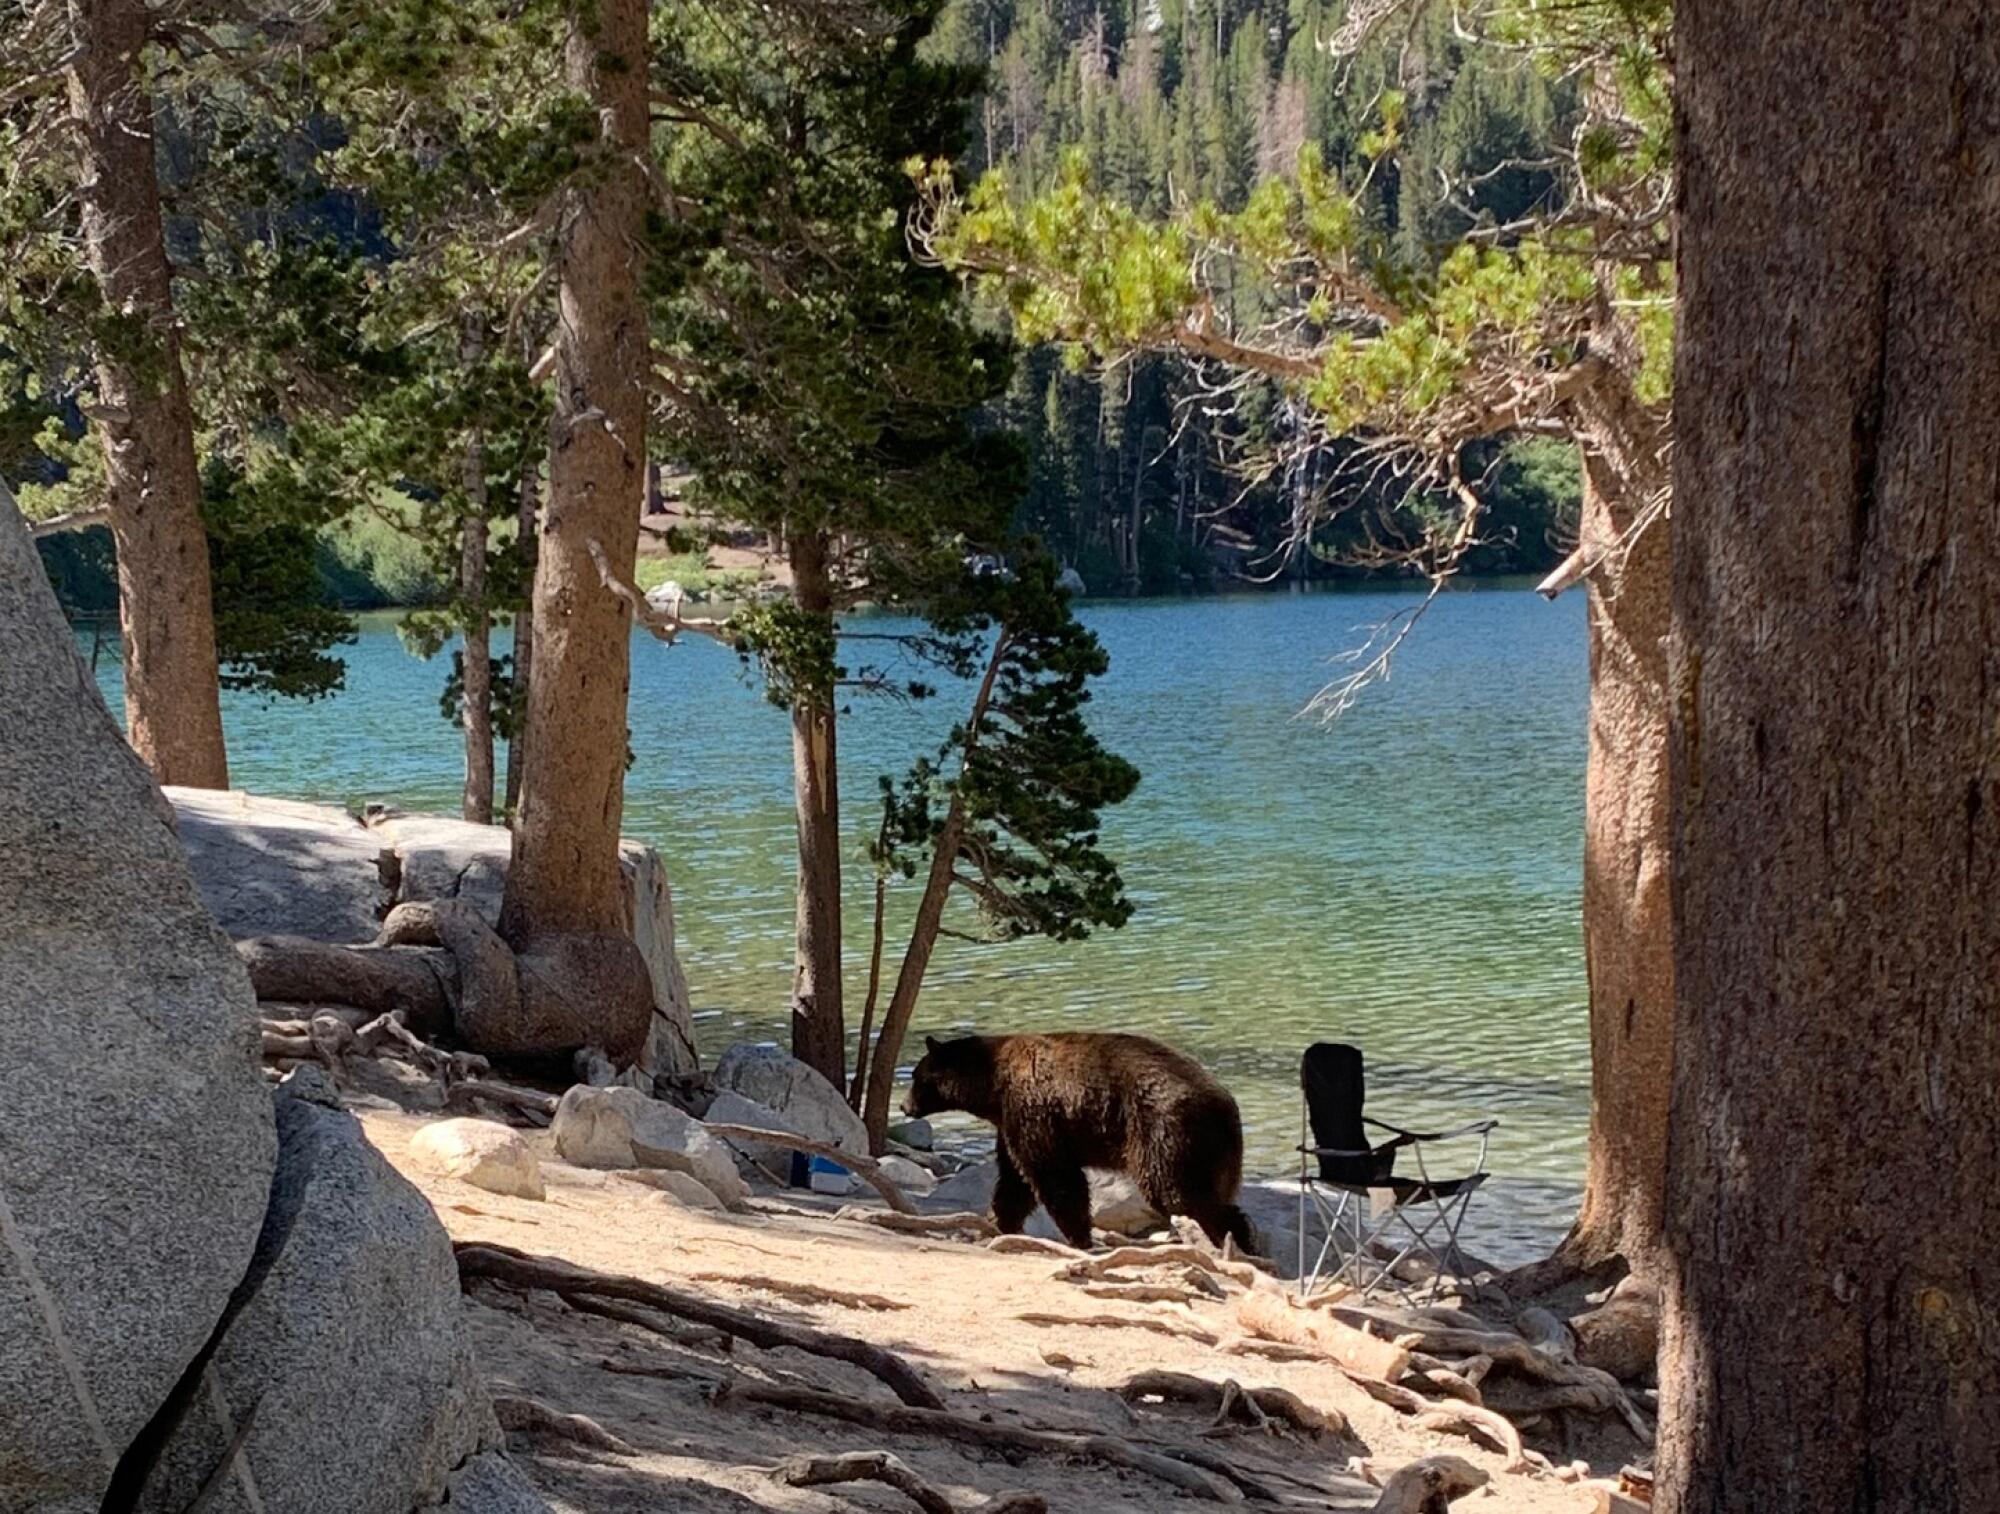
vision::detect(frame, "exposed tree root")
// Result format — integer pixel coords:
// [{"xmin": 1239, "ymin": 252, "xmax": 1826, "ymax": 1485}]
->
[
  {"xmin": 1233, "ymin": 1290, "xmax": 1412, "ymax": 1381},
  {"xmin": 1077, "ymin": 1280, "xmax": 1217, "ymax": 1305},
  {"xmin": 443, "ymin": 1078, "xmax": 560, "ymax": 1122},
  {"xmin": 986, "ymin": 1234, "xmax": 1085, "ymax": 1258},
  {"xmin": 454, "ymin": 1242, "xmax": 943, "ymax": 1409},
  {"xmin": 1367, "ymin": 1455, "xmax": 1489, "ymax": 1514},
  {"xmin": 1063, "ymin": 1243, "xmax": 1268, "ymax": 1291},
  {"xmin": 1333, "ymin": 1368, "xmax": 1527, "ymax": 1471},
  {"xmin": 558, "ymin": 1291, "xmax": 735, "ymax": 1351},
  {"xmin": 770, "ymin": 1450, "xmax": 1047, "ymax": 1514},
  {"xmin": 1014, "ymin": 1311, "xmax": 1219, "ymax": 1345},
  {"xmin": 699, "ymin": 1122, "xmax": 914, "ymax": 1213},
  {"xmin": 712, "ymin": 1380, "xmax": 1245, "ymax": 1502},
  {"xmin": 838, "ymin": 1207, "xmax": 997, "ymax": 1240},
  {"xmin": 493, "ymin": 1395, "xmax": 637, "ymax": 1457},
  {"xmin": 239, "ymin": 901, "xmax": 652, "ymax": 1063},
  {"xmin": 1115, "ymin": 1370, "xmax": 1350, "ymax": 1439},
  {"xmin": 688, "ymin": 1272, "xmax": 909, "ymax": 1312}
]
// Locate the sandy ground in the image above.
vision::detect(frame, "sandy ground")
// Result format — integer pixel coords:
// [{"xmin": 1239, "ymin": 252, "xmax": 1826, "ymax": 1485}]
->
[{"xmin": 361, "ymin": 1111, "xmax": 1622, "ymax": 1514}]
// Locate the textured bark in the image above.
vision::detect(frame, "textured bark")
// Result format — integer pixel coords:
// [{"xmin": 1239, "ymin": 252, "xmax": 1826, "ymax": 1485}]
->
[
  {"xmin": 1659, "ymin": 5, "xmax": 2000, "ymax": 1509},
  {"xmin": 460, "ymin": 451, "xmax": 494, "ymax": 825},
  {"xmin": 787, "ymin": 528, "xmax": 845, "ymax": 1085},
  {"xmin": 1559, "ymin": 387, "xmax": 1674, "ymax": 1285},
  {"xmin": 859, "ymin": 634, "xmax": 1008, "ymax": 1150},
  {"xmin": 498, "ymin": 0, "xmax": 648, "ymax": 946},
  {"xmin": 65, "ymin": 0, "xmax": 227, "ymax": 788},
  {"xmin": 505, "ymin": 466, "xmax": 538, "ymax": 814}
]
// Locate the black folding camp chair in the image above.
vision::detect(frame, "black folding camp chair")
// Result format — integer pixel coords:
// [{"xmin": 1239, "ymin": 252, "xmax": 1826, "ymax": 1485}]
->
[{"xmin": 1295, "ymin": 1042, "xmax": 1496, "ymax": 1303}]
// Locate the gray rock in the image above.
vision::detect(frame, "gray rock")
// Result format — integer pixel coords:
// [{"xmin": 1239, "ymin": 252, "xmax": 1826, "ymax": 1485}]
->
[
  {"xmin": 0, "ymin": 489, "xmax": 278, "ymax": 1514},
  {"xmin": 552, "ymin": 1086, "xmax": 748, "ymax": 1207},
  {"xmin": 429, "ymin": 1450, "xmax": 553, "ymax": 1512},
  {"xmin": 712, "ymin": 1043, "xmax": 868, "ymax": 1156},
  {"xmin": 141, "ymin": 1072, "xmax": 498, "ymax": 1514},
  {"xmin": 167, "ymin": 793, "xmax": 699, "ymax": 1082},
  {"xmin": 172, "ymin": 788, "xmax": 394, "ymax": 942},
  {"xmin": 622, "ymin": 1169, "xmax": 725, "ymax": 1211},
  {"xmin": 704, "ymin": 1090, "xmax": 803, "ymax": 1182},
  {"xmin": 408, "ymin": 1118, "xmax": 546, "ymax": 1201},
  {"xmin": 1088, "ymin": 1171, "xmax": 1165, "ymax": 1235},
  {"xmin": 877, "ymin": 1155, "xmax": 938, "ymax": 1198},
  {"xmin": 927, "ymin": 1159, "xmax": 998, "ymax": 1212},
  {"xmin": 887, "ymin": 1117, "xmax": 934, "ymax": 1151}
]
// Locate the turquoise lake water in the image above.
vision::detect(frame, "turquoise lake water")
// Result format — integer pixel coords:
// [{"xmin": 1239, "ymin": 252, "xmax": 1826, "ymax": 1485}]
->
[{"xmin": 93, "ymin": 581, "xmax": 1590, "ymax": 1261}]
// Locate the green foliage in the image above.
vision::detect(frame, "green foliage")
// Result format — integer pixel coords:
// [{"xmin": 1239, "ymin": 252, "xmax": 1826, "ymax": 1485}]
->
[{"xmin": 880, "ymin": 547, "xmax": 1139, "ymax": 942}]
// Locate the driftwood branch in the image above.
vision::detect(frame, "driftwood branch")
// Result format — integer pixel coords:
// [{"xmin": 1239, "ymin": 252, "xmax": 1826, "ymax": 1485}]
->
[
  {"xmin": 770, "ymin": 1451, "xmax": 1046, "ymax": 1514},
  {"xmin": 699, "ymin": 1121, "xmax": 914, "ymax": 1214},
  {"xmin": 454, "ymin": 1242, "xmax": 943, "ymax": 1409},
  {"xmin": 713, "ymin": 1380, "xmax": 1243, "ymax": 1503}
]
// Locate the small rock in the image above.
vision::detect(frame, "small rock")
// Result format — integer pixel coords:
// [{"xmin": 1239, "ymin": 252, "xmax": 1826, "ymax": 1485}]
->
[
  {"xmin": 927, "ymin": 1158, "xmax": 997, "ymax": 1212},
  {"xmin": 552, "ymin": 1085, "xmax": 748, "ymax": 1207},
  {"xmin": 622, "ymin": 1169, "xmax": 725, "ymax": 1210},
  {"xmin": 1088, "ymin": 1170, "xmax": 1164, "ymax": 1235},
  {"xmin": 712, "ymin": 1042, "xmax": 868, "ymax": 1156},
  {"xmin": 408, "ymin": 1118, "xmax": 546, "ymax": 1201},
  {"xmin": 877, "ymin": 1154, "xmax": 937, "ymax": 1197},
  {"xmin": 887, "ymin": 1117, "xmax": 934, "ymax": 1151},
  {"xmin": 704, "ymin": 1089, "xmax": 804, "ymax": 1182}
]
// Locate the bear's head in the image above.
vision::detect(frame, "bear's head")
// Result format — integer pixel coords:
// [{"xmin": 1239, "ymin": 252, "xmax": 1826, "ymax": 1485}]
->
[{"xmin": 903, "ymin": 1034, "xmax": 996, "ymax": 1120}]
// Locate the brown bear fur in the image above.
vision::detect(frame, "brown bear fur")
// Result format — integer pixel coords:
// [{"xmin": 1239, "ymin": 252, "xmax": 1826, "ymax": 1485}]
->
[{"xmin": 903, "ymin": 1031, "xmax": 1255, "ymax": 1252}]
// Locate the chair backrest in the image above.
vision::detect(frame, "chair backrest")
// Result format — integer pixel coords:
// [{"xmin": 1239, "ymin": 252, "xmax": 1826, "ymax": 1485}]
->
[{"xmin": 1302, "ymin": 1042, "xmax": 1393, "ymax": 1185}]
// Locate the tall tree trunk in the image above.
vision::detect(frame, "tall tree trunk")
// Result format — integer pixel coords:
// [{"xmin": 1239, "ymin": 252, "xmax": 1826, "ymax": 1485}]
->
[
  {"xmin": 1659, "ymin": 5, "xmax": 2000, "ymax": 1509},
  {"xmin": 498, "ymin": 0, "xmax": 649, "ymax": 944},
  {"xmin": 505, "ymin": 465, "xmax": 538, "ymax": 815},
  {"xmin": 66, "ymin": 0, "xmax": 227, "ymax": 789},
  {"xmin": 1543, "ymin": 371, "xmax": 1676, "ymax": 1288},
  {"xmin": 459, "ymin": 461, "xmax": 494, "ymax": 825},
  {"xmin": 787, "ymin": 528, "xmax": 846, "ymax": 1086},
  {"xmin": 859, "ymin": 633, "xmax": 1008, "ymax": 1151}
]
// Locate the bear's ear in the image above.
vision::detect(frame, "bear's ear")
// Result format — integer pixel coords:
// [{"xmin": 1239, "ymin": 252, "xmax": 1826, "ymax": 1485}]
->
[{"xmin": 925, "ymin": 1035, "xmax": 941, "ymax": 1053}]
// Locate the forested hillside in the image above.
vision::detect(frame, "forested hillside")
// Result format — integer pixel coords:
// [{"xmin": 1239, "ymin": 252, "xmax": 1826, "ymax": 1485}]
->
[{"xmin": 929, "ymin": 0, "xmax": 1583, "ymax": 591}]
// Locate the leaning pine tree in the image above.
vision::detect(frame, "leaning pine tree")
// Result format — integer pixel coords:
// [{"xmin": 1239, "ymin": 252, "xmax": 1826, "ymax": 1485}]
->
[{"xmin": 915, "ymin": 0, "xmax": 1678, "ymax": 1284}]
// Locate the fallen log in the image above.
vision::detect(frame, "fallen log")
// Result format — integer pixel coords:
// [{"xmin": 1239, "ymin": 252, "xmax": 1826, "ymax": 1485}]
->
[
  {"xmin": 700, "ymin": 1121, "xmax": 914, "ymax": 1214},
  {"xmin": 454, "ymin": 1242, "xmax": 942, "ymax": 1409},
  {"xmin": 715, "ymin": 1380, "xmax": 1244, "ymax": 1502},
  {"xmin": 1234, "ymin": 1290, "xmax": 1412, "ymax": 1382},
  {"xmin": 770, "ymin": 1450, "xmax": 1047, "ymax": 1514}
]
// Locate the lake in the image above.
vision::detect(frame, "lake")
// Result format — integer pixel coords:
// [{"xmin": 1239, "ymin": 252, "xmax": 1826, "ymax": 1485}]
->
[{"xmin": 92, "ymin": 581, "xmax": 1590, "ymax": 1262}]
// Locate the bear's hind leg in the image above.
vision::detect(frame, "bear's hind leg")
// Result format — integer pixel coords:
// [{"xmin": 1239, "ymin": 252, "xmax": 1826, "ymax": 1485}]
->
[
  {"xmin": 1028, "ymin": 1161, "xmax": 1094, "ymax": 1250},
  {"xmin": 992, "ymin": 1141, "xmax": 1036, "ymax": 1234}
]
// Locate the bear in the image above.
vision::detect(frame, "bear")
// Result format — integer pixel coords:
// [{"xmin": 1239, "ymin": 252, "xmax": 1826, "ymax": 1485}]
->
[{"xmin": 902, "ymin": 1031, "xmax": 1255, "ymax": 1252}]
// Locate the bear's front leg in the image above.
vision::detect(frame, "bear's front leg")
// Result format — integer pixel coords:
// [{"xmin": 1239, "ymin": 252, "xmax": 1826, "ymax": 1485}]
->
[{"xmin": 992, "ymin": 1140, "xmax": 1037, "ymax": 1234}]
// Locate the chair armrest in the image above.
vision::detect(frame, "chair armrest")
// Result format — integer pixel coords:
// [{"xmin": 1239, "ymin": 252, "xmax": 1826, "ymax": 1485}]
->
[
  {"xmin": 1297, "ymin": 1143, "xmax": 1384, "ymax": 1159},
  {"xmin": 1363, "ymin": 1116, "xmax": 1499, "ymax": 1143}
]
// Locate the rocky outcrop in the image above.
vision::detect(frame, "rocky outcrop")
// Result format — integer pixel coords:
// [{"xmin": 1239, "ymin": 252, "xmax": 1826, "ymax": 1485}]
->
[
  {"xmin": 712, "ymin": 1043, "xmax": 868, "ymax": 1157},
  {"xmin": 551, "ymin": 1086, "xmax": 749, "ymax": 1208},
  {"xmin": 140, "ymin": 1072, "xmax": 504, "ymax": 1514},
  {"xmin": 0, "ymin": 492, "xmax": 278, "ymax": 1514},
  {"xmin": 168, "ymin": 789, "xmax": 697, "ymax": 1080},
  {"xmin": 0, "ymin": 492, "xmax": 549, "ymax": 1513},
  {"xmin": 409, "ymin": 1118, "xmax": 547, "ymax": 1201}
]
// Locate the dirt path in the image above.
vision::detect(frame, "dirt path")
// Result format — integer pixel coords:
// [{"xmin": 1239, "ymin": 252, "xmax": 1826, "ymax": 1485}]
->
[{"xmin": 363, "ymin": 1111, "xmax": 1610, "ymax": 1513}]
